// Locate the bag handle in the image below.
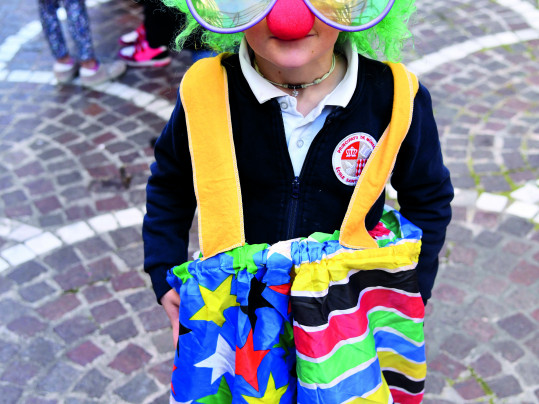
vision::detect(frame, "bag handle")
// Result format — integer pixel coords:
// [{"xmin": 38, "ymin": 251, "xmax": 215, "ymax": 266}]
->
[
  {"xmin": 339, "ymin": 62, "xmax": 419, "ymax": 249},
  {"xmin": 181, "ymin": 57, "xmax": 418, "ymax": 258}
]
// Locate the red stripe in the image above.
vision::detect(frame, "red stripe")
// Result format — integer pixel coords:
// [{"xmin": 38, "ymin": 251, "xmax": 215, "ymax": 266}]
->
[
  {"xmin": 390, "ymin": 389, "xmax": 423, "ymax": 404},
  {"xmin": 294, "ymin": 288, "xmax": 423, "ymax": 358}
]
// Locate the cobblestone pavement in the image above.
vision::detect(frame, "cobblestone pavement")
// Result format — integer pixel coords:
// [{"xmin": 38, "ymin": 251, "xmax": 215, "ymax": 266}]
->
[{"xmin": 0, "ymin": 0, "xmax": 538, "ymax": 402}]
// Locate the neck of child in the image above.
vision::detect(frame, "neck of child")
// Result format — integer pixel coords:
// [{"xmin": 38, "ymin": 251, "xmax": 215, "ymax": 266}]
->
[{"xmin": 255, "ymin": 51, "xmax": 347, "ymax": 116}]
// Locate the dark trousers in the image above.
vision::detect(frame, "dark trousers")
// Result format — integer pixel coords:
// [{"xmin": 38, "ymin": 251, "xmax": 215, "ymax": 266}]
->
[{"xmin": 143, "ymin": 0, "xmax": 201, "ymax": 50}]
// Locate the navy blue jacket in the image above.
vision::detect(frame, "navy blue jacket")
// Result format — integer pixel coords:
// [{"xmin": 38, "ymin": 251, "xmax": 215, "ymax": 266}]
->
[{"xmin": 143, "ymin": 54, "xmax": 453, "ymax": 304}]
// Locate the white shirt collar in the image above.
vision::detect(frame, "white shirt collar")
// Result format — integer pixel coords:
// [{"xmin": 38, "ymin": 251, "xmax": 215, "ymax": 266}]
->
[{"xmin": 239, "ymin": 38, "xmax": 358, "ymax": 108}]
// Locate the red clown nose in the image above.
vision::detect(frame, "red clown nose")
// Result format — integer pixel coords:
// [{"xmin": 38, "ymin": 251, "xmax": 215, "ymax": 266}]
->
[{"xmin": 266, "ymin": 0, "xmax": 315, "ymax": 40}]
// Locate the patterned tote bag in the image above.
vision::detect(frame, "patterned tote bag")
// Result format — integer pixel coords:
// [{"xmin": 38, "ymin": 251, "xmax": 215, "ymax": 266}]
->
[{"xmin": 167, "ymin": 54, "xmax": 426, "ymax": 403}]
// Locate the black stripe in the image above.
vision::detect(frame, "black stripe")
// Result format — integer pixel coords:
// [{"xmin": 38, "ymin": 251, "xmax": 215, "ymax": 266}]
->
[
  {"xmin": 292, "ymin": 269, "xmax": 418, "ymax": 327},
  {"xmin": 383, "ymin": 370, "xmax": 424, "ymax": 394}
]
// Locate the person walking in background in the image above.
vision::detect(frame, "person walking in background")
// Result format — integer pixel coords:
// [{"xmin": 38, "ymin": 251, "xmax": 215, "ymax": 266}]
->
[
  {"xmin": 118, "ymin": 0, "xmax": 213, "ymax": 67},
  {"xmin": 38, "ymin": 0, "xmax": 126, "ymax": 85}
]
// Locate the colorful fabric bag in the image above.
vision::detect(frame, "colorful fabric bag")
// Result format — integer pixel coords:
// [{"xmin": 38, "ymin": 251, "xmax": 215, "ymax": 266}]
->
[{"xmin": 167, "ymin": 54, "xmax": 426, "ymax": 403}]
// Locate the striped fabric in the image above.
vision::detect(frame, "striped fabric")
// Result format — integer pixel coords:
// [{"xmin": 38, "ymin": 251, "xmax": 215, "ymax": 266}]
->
[{"xmin": 167, "ymin": 207, "xmax": 426, "ymax": 403}]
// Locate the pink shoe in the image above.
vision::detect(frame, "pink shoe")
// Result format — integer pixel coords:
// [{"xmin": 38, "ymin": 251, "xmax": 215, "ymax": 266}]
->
[
  {"xmin": 119, "ymin": 24, "xmax": 145, "ymax": 46},
  {"xmin": 118, "ymin": 39, "xmax": 171, "ymax": 67}
]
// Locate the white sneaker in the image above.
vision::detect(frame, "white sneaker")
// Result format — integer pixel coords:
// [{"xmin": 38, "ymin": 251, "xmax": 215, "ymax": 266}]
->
[
  {"xmin": 79, "ymin": 61, "xmax": 126, "ymax": 86},
  {"xmin": 53, "ymin": 60, "xmax": 78, "ymax": 83}
]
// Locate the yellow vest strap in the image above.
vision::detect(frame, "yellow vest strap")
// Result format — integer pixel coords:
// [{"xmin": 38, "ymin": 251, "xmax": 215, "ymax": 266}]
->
[
  {"xmin": 339, "ymin": 62, "xmax": 419, "ymax": 249},
  {"xmin": 180, "ymin": 54, "xmax": 245, "ymax": 258}
]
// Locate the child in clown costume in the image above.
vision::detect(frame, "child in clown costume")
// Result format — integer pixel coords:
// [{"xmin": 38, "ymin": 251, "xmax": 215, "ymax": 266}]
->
[{"xmin": 143, "ymin": 0, "xmax": 453, "ymax": 402}]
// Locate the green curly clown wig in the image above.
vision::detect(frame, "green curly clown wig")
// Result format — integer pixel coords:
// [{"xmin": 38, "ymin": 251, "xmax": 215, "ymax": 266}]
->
[{"xmin": 162, "ymin": 0, "xmax": 416, "ymax": 62}]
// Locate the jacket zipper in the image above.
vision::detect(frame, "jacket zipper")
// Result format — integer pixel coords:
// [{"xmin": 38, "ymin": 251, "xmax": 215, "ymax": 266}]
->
[
  {"xmin": 286, "ymin": 176, "xmax": 301, "ymax": 239},
  {"xmin": 282, "ymin": 105, "xmax": 341, "ymax": 239}
]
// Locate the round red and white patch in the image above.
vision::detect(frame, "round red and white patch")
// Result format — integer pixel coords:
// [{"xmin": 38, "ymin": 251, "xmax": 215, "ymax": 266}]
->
[{"xmin": 332, "ymin": 133, "xmax": 377, "ymax": 186}]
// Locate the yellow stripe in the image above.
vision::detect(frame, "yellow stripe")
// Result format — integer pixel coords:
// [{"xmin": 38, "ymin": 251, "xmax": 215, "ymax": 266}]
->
[
  {"xmin": 179, "ymin": 54, "xmax": 245, "ymax": 259},
  {"xmin": 344, "ymin": 376, "xmax": 392, "ymax": 403},
  {"xmin": 340, "ymin": 63, "xmax": 419, "ymax": 250},
  {"xmin": 292, "ymin": 241, "xmax": 420, "ymax": 292},
  {"xmin": 378, "ymin": 351, "xmax": 427, "ymax": 380}
]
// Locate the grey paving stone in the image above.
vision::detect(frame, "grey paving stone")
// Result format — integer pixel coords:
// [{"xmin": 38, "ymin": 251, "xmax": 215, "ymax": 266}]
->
[
  {"xmin": 7, "ymin": 315, "xmax": 47, "ymax": 337},
  {"xmin": 53, "ymin": 266, "xmax": 90, "ymax": 292},
  {"xmin": 125, "ymin": 289, "xmax": 155, "ymax": 312},
  {"xmin": 139, "ymin": 307, "xmax": 170, "ymax": 332},
  {"xmin": 22, "ymin": 397, "xmax": 58, "ymax": 404},
  {"xmin": 64, "ymin": 398, "xmax": 100, "ymax": 404},
  {"xmin": 424, "ymin": 372, "xmax": 446, "ymax": 394},
  {"xmin": 489, "ymin": 375, "xmax": 522, "ymax": 398},
  {"xmin": 498, "ymin": 313, "xmax": 536, "ymax": 340},
  {"xmin": 75, "ymin": 236, "xmax": 112, "ymax": 260},
  {"xmin": 82, "ymin": 285, "xmax": 111, "ymax": 303},
  {"xmin": 494, "ymin": 340, "xmax": 525, "ymax": 363},
  {"xmin": 0, "ymin": 359, "xmax": 40, "ymax": 385},
  {"xmin": 0, "ymin": 298, "xmax": 30, "ymax": 324},
  {"xmin": 515, "ymin": 361, "xmax": 539, "ymax": 385},
  {"xmin": 0, "ymin": 340, "xmax": 19, "ymax": 363},
  {"xmin": 473, "ymin": 162, "xmax": 500, "ymax": 173},
  {"xmin": 66, "ymin": 341, "xmax": 104, "ymax": 366},
  {"xmin": 525, "ymin": 333, "xmax": 539, "ymax": 359},
  {"xmin": 498, "ymin": 217, "xmax": 534, "ymax": 237},
  {"xmin": 43, "ymin": 246, "xmax": 82, "ymax": 272},
  {"xmin": 470, "ymin": 353, "xmax": 502, "ymax": 379},
  {"xmin": 53, "ymin": 316, "xmax": 98, "ymax": 344},
  {"xmin": 37, "ymin": 294, "xmax": 81, "ymax": 321},
  {"xmin": 7, "ymin": 261, "xmax": 48, "ymax": 285},
  {"xmin": 153, "ymin": 392, "xmax": 172, "ymax": 404},
  {"xmin": 101, "ymin": 318, "xmax": 138, "ymax": 343},
  {"xmin": 36, "ymin": 362, "xmax": 81, "ymax": 394},
  {"xmin": 474, "ymin": 230, "xmax": 503, "ymax": 247},
  {"xmin": 65, "ymin": 205, "xmax": 95, "ymax": 222},
  {"xmin": 90, "ymin": 300, "xmax": 127, "ymax": 324},
  {"xmin": 0, "ymin": 384, "xmax": 23, "ymax": 404},
  {"xmin": 19, "ymin": 338, "xmax": 62, "ymax": 367},
  {"xmin": 114, "ymin": 373, "xmax": 159, "ymax": 403},
  {"xmin": 117, "ymin": 245, "xmax": 144, "ymax": 268},
  {"xmin": 480, "ymin": 175, "xmax": 512, "ymax": 192},
  {"xmin": 441, "ymin": 333, "xmax": 478, "ymax": 359},
  {"xmin": 73, "ymin": 369, "xmax": 111, "ymax": 398},
  {"xmin": 87, "ymin": 256, "xmax": 120, "ymax": 283},
  {"xmin": 109, "ymin": 227, "xmax": 142, "ymax": 249},
  {"xmin": 111, "ymin": 271, "xmax": 145, "ymax": 292},
  {"xmin": 152, "ymin": 331, "xmax": 174, "ymax": 355},
  {"xmin": 454, "ymin": 377, "xmax": 487, "ymax": 400},
  {"xmin": 39, "ymin": 213, "xmax": 65, "ymax": 228},
  {"xmin": 19, "ymin": 281, "xmax": 56, "ymax": 303}
]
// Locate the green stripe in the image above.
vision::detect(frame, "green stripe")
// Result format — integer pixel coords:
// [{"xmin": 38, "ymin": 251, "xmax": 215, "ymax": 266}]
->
[
  {"xmin": 297, "ymin": 333, "xmax": 377, "ymax": 384},
  {"xmin": 368, "ymin": 310, "xmax": 424, "ymax": 344}
]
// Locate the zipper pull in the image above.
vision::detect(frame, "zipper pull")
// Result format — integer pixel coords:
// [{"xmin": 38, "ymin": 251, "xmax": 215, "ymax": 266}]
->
[{"xmin": 292, "ymin": 177, "xmax": 300, "ymax": 199}]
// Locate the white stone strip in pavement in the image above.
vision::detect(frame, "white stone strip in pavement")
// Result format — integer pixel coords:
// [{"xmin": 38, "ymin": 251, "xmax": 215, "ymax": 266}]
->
[
  {"xmin": 496, "ymin": 0, "xmax": 539, "ymax": 31},
  {"xmin": 407, "ymin": 29, "xmax": 539, "ymax": 75},
  {"xmin": 0, "ymin": 207, "xmax": 145, "ymax": 272}
]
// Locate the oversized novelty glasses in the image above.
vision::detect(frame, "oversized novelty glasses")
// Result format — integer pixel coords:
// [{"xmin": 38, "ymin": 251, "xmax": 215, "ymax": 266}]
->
[{"xmin": 186, "ymin": 0, "xmax": 395, "ymax": 34}]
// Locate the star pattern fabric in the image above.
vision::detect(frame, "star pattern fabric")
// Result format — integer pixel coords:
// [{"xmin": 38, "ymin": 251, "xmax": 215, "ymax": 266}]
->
[
  {"xmin": 190, "ymin": 274, "xmax": 239, "ymax": 326},
  {"xmin": 166, "ymin": 207, "xmax": 426, "ymax": 403},
  {"xmin": 242, "ymin": 373, "xmax": 288, "ymax": 403},
  {"xmin": 194, "ymin": 334, "xmax": 235, "ymax": 383},
  {"xmin": 197, "ymin": 377, "xmax": 232, "ymax": 404},
  {"xmin": 235, "ymin": 330, "xmax": 270, "ymax": 391}
]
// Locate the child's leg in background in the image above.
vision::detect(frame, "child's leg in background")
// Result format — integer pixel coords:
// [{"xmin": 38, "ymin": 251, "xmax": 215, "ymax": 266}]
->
[
  {"xmin": 62, "ymin": 0, "xmax": 96, "ymax": 62},
  {"xmin": 38, "ymin": 0, "xmax": 69, "ymax": 60}
]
